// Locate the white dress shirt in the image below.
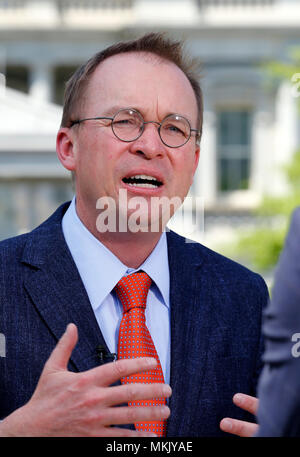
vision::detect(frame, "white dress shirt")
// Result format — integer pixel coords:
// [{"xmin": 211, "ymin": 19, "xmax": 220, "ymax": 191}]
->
[{"xmin": 62, "ymin": 197, "xmax": 171, "ymax": 384}]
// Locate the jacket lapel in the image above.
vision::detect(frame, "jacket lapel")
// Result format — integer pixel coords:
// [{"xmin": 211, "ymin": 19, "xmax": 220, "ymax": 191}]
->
[
  {"xmin": 166, "ymin": 231, "xmax": 212, "ymax": 437},
  {"xmin": 21, "ymin": 203, "xmax": 110, "ymax": 373}
]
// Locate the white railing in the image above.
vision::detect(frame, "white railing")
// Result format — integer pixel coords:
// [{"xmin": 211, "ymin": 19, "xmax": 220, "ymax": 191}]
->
[
  {"xmin": 57, "ymin": 0, "xmax": 134, "ymax": 12},
  {"xmin": 197, "ymin": 0, "xmax": 275, "ymax": 6},
  {"xmin": 0, "ymin": 0, "xmax": 135, "ymax": 14},
  {"xmin": 0, "ymin": 0, "xmax": 135, "ymax": 27},
  {"xmin": 0, "ymin": 0, "xmax": 292, "ymax": 28}
]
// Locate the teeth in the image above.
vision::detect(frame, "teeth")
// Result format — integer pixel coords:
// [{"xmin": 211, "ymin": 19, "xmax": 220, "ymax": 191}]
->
[
  {"xmin": 123, "ymin": 173, "xmax": 162, "ymax": 189},
  {"xmin": 128, "ymin": 182, "xmax": 158, "ymax": 188},
  {"xmin": 130, "ymin": 174, "xmax": 158, "ymax": 181}
]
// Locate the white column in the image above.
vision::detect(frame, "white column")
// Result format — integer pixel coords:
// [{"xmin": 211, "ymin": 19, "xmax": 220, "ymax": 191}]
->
[
  {"xmin": 272, "ymin": 80, "xmax": 298, "ymax": 196},
  {"xmin": 195, "ymin": 109, "xmax": 217, "ymax": 207},
  {"xmin": 14, "ymin": 183, "xmax": 31, "ymax": 235},
  {"xmin": 251, "ymin": 105, "xmax": 274, "ymax": 197},
  {"xmin": 29, "ymin": 63, "xmax": 54, "ymax": 103},
  {"xmin": 0, "ymin": 47, "xmax": 6, "ymax": 96}
]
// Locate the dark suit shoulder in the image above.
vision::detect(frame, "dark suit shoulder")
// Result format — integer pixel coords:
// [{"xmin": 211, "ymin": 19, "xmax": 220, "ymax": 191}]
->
[
  {"xmin": 0, "ymin": 231, "xmax": 29, "ymax": 262},
  {"xmin": 167, "ymin": 229, "xmax": 267, "ymax": 291},
  {"xmin": 0, "ymin": 202, "xmax": 70, "ymax": 272}
]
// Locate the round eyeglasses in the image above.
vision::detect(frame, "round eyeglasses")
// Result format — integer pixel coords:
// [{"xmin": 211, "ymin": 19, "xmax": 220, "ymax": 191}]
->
[{"xmin": 70, "ymin": 108, "xmax": 200, "ymax": 148}]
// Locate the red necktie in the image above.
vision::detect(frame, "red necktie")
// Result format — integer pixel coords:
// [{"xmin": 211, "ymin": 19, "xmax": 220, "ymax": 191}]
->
[{"xmin": 115, "ymin": 271, "xmax": 167, "ymax": 436}]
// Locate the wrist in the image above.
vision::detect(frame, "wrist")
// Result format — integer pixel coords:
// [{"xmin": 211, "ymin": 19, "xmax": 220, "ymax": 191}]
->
[{"xmin": 0, "ymin": 404, "xmax": 34, "ymax": 437}]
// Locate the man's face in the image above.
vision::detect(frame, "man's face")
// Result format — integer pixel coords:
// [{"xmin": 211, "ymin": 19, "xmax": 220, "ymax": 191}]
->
[{"xmin": 65, "ymin": 52, "xmax": 200, "ymax": 230}]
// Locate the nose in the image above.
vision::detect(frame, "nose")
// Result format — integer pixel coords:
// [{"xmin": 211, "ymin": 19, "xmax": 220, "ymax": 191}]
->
[{"xmin": 128, "ymin": 122, "xmax": 166, "ymax": 159}]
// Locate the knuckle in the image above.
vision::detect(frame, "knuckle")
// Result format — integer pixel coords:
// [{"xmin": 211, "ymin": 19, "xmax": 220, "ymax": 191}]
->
[
  {"xmin": 126, "ymin": 406, "xmax": 136, "ymax": 423},
  {"xmin": 125, "ymin": 383, "xmax": 137, "ymax": 401},
  {"xmin": 82, "ymin": 409, "xmax": 106, "ymax": 427},
  {"xmin": 67, "ymin": 374, "xmax": 90, "ymax": 394},
  {"xmin": 81, "ymin": 389, "xmax": 107, "ymax": 409},
  {"xmin": 93, "ymin": 392, "xmax": 108, "ymax": 409},
  {"xmin": 240, "ymin": 428, "xmax": 247, "ymax": 437},
  {"xmin": 82, "ymin": 392, "xmax": 97, "ymax": 408},
  {"xmin": 246, "ymin": 400, "xmax": 253, "ymax": 411},
  {"xmin": 113, "ymin": 359, "xmax": 128, "ymax": 378},
  {"xmin": 236, "ymin": 422, "xmax": 245, "ymax": 436},
  {"xmin": 156, "ymin": 405, "xmax": 169, "ymax": 419},
  {"xmin": 157, "ymin": 384, "xmax": 167, "ymax": 397},
  {"xmin": 154, "ymin": 407, "xmax": 162, "ymax": 419}
]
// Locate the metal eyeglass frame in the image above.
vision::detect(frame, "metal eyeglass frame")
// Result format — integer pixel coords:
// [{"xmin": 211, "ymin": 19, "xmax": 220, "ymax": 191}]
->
[{"xmin": 69, "ymin": 108, "xmax": 201, "ymax": 148}]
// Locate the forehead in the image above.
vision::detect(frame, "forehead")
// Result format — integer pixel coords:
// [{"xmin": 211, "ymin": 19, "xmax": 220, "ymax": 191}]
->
[{"xmin": 83, "ymin": 52, "xmax": 198, "ymax": 122}]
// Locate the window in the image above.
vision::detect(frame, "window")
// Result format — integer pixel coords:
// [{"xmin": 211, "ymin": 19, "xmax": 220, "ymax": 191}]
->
[
  {"xmin": 54, "ymin": 65, "xmax": 78, "ymax": 105},
  {"xmin": 217, "ymin": 110, "xmax": 252, "ymax": 192},
  {"xmin": 5, "ymin": 65, "xmax": 29, "ymax": 94}
]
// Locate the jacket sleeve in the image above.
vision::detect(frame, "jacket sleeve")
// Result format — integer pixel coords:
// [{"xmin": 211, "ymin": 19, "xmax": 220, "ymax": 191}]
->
[{"xmin": 257, "ymin": 207, "xmax": 300, "ymax": 436}]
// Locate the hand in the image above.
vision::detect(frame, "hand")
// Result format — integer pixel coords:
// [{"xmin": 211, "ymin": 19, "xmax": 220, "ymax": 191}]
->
[
  {"xmin": 0, "ymin": 323, "xmax": 171, "ymax": 437},
  {"xmin": 220, "ymin": 393, "xmax": 259, "ymax": 437}
]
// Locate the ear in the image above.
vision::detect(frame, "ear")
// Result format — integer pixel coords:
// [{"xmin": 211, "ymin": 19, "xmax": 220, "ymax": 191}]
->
[
  {"xmin": 56, "ymin": 127, "xmax": 76, "ymax": 171},
  {"xmin": 192, "ymin": 144, "xmax": 200, "ymax": 176}
]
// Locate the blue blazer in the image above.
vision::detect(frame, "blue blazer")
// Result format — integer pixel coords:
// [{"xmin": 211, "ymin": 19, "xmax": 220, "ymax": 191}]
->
[
  {"xmin": 257, "ymin": 207, "xmax": 300, "ymax": 436},
  {"xmin": 0, "ymin": 203, "xmax": 268, "ymax": 436}
]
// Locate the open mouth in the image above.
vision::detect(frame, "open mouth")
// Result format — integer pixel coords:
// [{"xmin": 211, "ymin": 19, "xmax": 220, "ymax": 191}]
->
[{"xmin": 122, "ymin": 174, "xmax": 163, "ymax": 189}]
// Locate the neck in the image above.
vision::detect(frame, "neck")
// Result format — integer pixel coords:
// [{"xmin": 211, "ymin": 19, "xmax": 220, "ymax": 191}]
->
[
  {"xmin": 75, "ymin": 198, "xmax": 164, "ymax": 269},
  {"xmin": 97, "ymin": 231, "xmax": 163, "ymax": 269}
]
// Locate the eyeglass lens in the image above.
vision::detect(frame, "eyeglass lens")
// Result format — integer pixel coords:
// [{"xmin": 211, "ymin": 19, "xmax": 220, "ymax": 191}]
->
[{"xmin": 111, "ymin": 109, "xmax": 191, "ymax": 148}]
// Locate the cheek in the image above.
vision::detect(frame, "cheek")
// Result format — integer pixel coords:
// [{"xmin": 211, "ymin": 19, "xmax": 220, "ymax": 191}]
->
[
  {"xmin": 174, "ymin": 153, "xmax": 196, "ymax": 181},
  {"xmin": 77, "ymin": 137, "xmax": 108, "ymax": 173},
  {"xmin": 90, "ymin": 134, "xmax": 122, "ymax": 167},
  {"xmin": 170, "ymin": 158, "xmax": 196, "ymax": 199}
]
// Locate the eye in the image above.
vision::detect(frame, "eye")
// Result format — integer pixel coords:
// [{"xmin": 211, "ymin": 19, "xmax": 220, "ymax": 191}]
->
[
  {"xmin": 115, "ymin": 118, "xmax": 130, "ymax": 124},
  {"xmin": 113, "ymin": 117, "xmax": 139, "ymax": 127},
  {"xmin": 163, "ymin": 123, "xmax": 186, "ymax": 137},
  {"xmin": 169, "ymin": 125, "xmax": 182, "ymax": 133}
]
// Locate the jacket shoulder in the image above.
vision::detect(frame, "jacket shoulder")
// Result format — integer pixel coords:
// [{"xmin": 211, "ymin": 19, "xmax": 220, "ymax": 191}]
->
[
  {"xmin": 0, "ymin": 202, "xmax": 70, "ymax": 266},
  {"xmin": 0, "ymin": 231, "xmax": 29, "ymax": 262},
  {"xmin": 167, "ymin": 229, "xmax": 268, "ymax": 293}
]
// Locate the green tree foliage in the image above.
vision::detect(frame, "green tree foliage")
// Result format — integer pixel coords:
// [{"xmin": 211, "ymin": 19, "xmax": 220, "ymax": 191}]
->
[
  {"xmin": 237, "ymin": 150, "xmax": 300, "ymax": 270},
  {"xmin": 263, "ymin": 47, "xmax": 300, "ymax": 111},
  {"xmin": 236, "ymin": 49, "xmax": 300, "ymax": 271}
]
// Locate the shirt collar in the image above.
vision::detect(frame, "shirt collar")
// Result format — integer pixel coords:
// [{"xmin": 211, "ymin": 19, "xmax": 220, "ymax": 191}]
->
[{"xmin": 62, "ymin": 197, "xmax": 170, "ymax": 311}]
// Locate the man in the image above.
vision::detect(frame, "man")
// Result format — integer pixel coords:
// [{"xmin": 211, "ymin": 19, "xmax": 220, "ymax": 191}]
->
[
  {"xmin": 256, "ymin": 207, "xmax": 300, "ymax": 436},
  {"xmin": 0, "ymin": 33, "xmax": 268, "ymax": 437}
]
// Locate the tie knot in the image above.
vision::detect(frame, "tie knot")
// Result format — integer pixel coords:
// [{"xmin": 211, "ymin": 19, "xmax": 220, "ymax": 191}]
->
[{"xmin": 115, "ymin": 271, "xmax": 152, "ymax": 313}]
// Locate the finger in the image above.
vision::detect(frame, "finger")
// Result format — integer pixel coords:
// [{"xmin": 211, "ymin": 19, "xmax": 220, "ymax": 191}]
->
[
  {"xmin": 106, "ymin": 382, "xmax": 172, "ymax": 406},
  {"xmin": 233, "ymin": 393, "xmax": 259, "ymax": 415},
  {"xmin": 96, "ymin": 428, "xmax": 157, "ymax": 438},
  {"xmin": 88, "ymin": 357, "xmax": 158, "ymax": 387},
  {"xmin": 220, "ymin": 418, "xmax": 258, "ymax": 437},
  {"xmin": 45, "ymin": 323, "xmax": 78, "ymax": 371},
  {"xmin": 103, "ymin": 404, "xmax": 170, "ymax": 426}
]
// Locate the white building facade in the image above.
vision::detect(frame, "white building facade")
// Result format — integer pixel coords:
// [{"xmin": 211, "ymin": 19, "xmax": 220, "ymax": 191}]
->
[{"xmin": 0, "ymin": 0, "xmax": 299, "ymax": 245}]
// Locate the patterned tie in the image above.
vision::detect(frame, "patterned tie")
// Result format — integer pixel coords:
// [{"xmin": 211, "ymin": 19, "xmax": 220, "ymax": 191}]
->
[{"xmin": 115, "ymin": 271, "xmax": 167, "ymax": 436}]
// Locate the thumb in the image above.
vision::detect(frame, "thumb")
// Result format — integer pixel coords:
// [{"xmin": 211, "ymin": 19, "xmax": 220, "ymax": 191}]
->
[{"xmin": 45, "ymin": 323, "xmax": 78, "ymax": 372}]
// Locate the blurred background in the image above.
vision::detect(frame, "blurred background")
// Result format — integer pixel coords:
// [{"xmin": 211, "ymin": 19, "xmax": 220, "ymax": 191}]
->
[{"xmin": 0, "ymin": 0, "xmax": 300, "ymax": 285}]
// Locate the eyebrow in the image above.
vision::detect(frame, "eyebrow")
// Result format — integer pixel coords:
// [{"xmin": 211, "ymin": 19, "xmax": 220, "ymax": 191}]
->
[
  {"xmin": 102, "ymin": 105, "xmax": 194, "ymax": 125},
  {"xmin": 101, "ymin": 105, "xmax": 128, "ymax": 116},
  {"xmin": 164, "ymin": 111, "xmax": 193, "ymax": 125}
]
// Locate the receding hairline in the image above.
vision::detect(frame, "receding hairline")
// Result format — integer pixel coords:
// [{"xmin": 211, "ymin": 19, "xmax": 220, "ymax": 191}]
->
[
  {"xmin": 78, "ymin": 50, "xmax": 199, "ymax": 123},
  {"xmin": 61, "ymin": 33, "xmax": 203, "ymax": 136}
]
